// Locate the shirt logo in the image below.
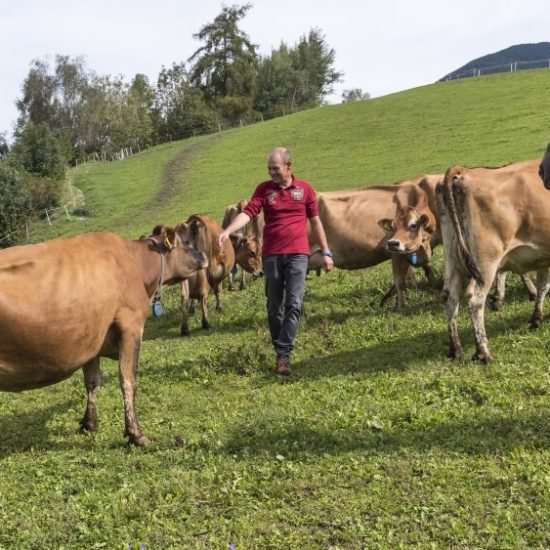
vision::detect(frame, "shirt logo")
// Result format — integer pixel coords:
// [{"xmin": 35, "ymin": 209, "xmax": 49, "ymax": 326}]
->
[
  {"xmin": 291, "ymin": 187, "xmax": 304, "ymax": 201},
  {"xmin": 267, "ymin": 191, "xmax": 277, "ymax": 205}
]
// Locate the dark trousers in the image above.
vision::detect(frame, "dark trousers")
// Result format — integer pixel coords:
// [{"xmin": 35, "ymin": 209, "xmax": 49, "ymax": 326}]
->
[{"xmin": 263, "ymin": 254, "xmax": 308, "ymax": 358}]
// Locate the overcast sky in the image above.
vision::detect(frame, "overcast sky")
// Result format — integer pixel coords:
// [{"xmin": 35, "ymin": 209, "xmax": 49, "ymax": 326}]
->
[{"xmin": 1, "ymin": 0, "xmax": 549, "ymax": 140}]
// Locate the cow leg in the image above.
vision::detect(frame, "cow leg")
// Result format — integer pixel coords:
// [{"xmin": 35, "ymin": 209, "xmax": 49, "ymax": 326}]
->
[
  {"xmin": 521, "ymin": 272, "xmax": 537, "ymax": 301},
  {"xmin": 118, "ymin": 330, "xmax": 150, "ymax": 446},
  {"xmin": 214, "ymin": 281, "xmax": 223, "ymax": 311},
  {"xmin": 529, "ymin": 269, "xmax": 550, "ymax": 329},
  {"xmin": 228, "ymin": 269, "xmax": 236, "ymax": 291},
  {"xmin": 180, "ymin": 280, "xmax": 191, "ymax": 336},
  {"xmin": 380, "ymin": 284, "xmax": 396, "ymax": 306},
  {"xmin": 444, "ymin": 271, "xmax": 464, "ymax": 360},
  {"xmin": 422, "ymin": 264, "xmax": 438, "ymax": 287},
  {"xmin": 405, "ymin": 267, "xmax": 417, "ymax": 287},
  {"xmin": 466, "ymin": 267, "xmax": 496, "ymax": 364},
  {"xmin": 489, "ymin": 271, "xmax": 506, "ymax": 311},
  {"xmin": 79, "ymin": 357, "xmax": 101, "ymax": 432},
  {"xmin": 239, "ymin": 269, "xmax": 246, "ymax": 291},
  {"xmin": 393, "ymin": 256, "xmax": 410, "ymax": 313},
  {"xmin": 200, "ymin": 293, "xmax": 210, "ymax": 330}
]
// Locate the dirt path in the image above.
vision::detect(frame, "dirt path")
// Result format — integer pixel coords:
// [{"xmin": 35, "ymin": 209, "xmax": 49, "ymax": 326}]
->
[{"xmin": 147, "ymin": 134, "xmax": 223, "ymax": 209}]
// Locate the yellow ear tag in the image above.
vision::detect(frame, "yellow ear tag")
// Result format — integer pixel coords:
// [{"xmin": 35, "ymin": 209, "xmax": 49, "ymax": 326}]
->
[{"xmin": 163, "ymin": 236, "xmax": 174, "ymax": 250}]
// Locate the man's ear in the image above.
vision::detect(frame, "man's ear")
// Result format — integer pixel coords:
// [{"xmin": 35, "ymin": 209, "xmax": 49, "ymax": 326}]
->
[{"xmin": 378, "ymin": 218, "xmax": 394, "ymax": 232}]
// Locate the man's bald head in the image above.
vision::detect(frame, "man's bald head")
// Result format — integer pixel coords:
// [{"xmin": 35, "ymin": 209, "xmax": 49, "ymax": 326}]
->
[{"xmin": 268, "ymin": 147, "xmax": 292, "ymax": 165}]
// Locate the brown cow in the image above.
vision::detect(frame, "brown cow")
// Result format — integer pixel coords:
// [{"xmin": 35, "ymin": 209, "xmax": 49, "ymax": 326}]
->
[
  {"xmin": 437, "ymin": 158, "xmax": 549, "ymax": 363},
  {"xmin": 378, "ymin": 169, "xmax": 537, "ymax": 311},
  {"xmin": 177, "ymin": 214, "xmax": 235, "ymax": 335},
  {"xmin": 540, "ymin": 143, "xmax": 550, "ymax": 189},
  {"xmin": 0, "ymin": 229, "xmax": 207, "ymax": 445},
  {"xmin": 222, "ymin": 200, "xmax": 264, "ymax": 290},
  {"xmin": 308, "ymin": 175, "xmax": 442, "ymax": 311}
]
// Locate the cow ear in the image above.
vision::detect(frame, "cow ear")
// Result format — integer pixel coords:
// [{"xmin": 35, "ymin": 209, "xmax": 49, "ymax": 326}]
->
[
  {"xmin": 162, "ymin": 227, "xmax": 176, "ymax": 250},
  {"xmin": 190, "ymin": 219, "xmax": 200, "ymax": 238},
  {"xmin": 151, "ymin": 224, "xmax": 164, "ymax": 236},
  {"xmin": 175, "ymin": 221, "xmax": 188, "ymax": 237},
  {"xmin": 378, "ymin": 218, "xmax": 394, "ymax": 232},
  {"xmin": 418, "ymin": 212, "xmax": 436, "ymax": 234}
]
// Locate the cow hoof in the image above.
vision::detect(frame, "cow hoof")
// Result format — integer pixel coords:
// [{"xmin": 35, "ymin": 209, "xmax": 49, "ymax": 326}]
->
[
  {"xmin": 447, "ymin": 348, "xmax": 464, "ymax": 360},
  {"xmin": 201, "ymin": 322, "xmax": 211, "ymax": 330},
  {"xmin": 131, "ymin": 435, "xmax": 152, "ymax": 447},
  {"xmin": 79, "ymin": 415, "xmax": 98, "ymax": 432},
  {"xmin": 489, "ymin": 297, "xmax": 503, "ymax": 312},
  {"xmin": 529, "ymin": 318, "xmax": 542, "ymax": 330},
  {"xmin": 79, "ymin": 420, "xmax": 98, "ymax": 433},
  {"xmin": 472, "ymin": 351, "xmax": 493, "ymax": 364},
  {"xmin": 180, "ymin": 326, "xmax": 190, "ymax": 337}
]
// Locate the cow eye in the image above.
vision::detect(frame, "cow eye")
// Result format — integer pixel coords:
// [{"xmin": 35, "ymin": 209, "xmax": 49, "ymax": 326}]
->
[{"xmin": 409, "ymin": 223, "xmax": 418, "ymax": 231}]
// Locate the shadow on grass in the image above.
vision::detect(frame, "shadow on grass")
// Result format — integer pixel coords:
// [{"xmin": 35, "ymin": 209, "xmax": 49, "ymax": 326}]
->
[
  {"xmin": 140, "ymin": 301, "xmax": 545, "ymax": 390},
  {"xmin": 0, "ymin": 399, "xmax": 79, "ymax": 458},
  {"xmin": 220, "ymin": 411, "xmax": 550, "ymax": 458}
]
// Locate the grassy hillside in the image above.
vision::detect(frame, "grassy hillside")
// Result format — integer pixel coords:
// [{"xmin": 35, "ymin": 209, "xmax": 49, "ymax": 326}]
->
[
  {"xmin": 31, "ymin": 67, "xmax": 550, "ymax": 242},
  {"xmin": 3, "ymin": 69, "xmax": 550, "ymax": 548}
]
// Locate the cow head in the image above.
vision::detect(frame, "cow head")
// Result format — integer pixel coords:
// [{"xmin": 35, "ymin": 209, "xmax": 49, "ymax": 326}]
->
[
  {"xmin": 540, "ymin": 143, "xmax": 550, "ymax": 190},
  {"xmin": 150, "ymin": 223, "xmax": 208, "ymax": 283},
  {"xmin": 232, "ymin": 234, "xmax": 263, "ymax": 277},
  {"xmin": 378, "ymin": 205, "xmax": 436, "ymax": 263}
]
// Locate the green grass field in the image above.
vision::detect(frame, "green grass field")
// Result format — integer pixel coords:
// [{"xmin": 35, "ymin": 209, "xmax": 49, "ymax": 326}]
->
[{"xmin": 3, "ymin": 69, "xmax": 550, "ymax": 548}]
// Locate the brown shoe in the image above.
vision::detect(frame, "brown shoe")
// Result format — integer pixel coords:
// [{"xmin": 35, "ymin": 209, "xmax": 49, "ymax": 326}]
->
[{"xmin": 275, "ymin": 356, "xmax": 291, "ymax": 376}]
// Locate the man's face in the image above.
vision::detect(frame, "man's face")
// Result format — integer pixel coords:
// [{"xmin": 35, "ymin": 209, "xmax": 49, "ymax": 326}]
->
[{"xmin": 268, "ymin": 155, "xmax": 291, "ymax": 186}]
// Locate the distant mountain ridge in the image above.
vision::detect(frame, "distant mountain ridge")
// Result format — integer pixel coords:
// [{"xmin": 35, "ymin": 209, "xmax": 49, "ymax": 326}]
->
[{"xmin": 440, "ymin": 42, "xmax": 550, "ymax": 81}]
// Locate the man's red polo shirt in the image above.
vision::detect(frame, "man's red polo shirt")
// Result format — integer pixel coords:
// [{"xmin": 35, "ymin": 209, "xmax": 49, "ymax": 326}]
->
[{"xmin": 243, "ymin": 176, "xmax": 318, "ymax": 256}]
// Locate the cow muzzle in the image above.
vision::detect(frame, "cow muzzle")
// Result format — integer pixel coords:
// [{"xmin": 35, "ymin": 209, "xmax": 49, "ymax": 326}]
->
[{"xmin": 386, "ymin": 239, "xmax": 406, "ymax": 253}]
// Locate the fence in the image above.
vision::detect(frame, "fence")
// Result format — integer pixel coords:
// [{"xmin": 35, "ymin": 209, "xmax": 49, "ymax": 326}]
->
[
  {"xmin": 443, "ymin": 57, "xmax": 550, "ymax": 82},
  {"xmin": 73, "ymin": 105, "xmax": 306, "ymax": 165},
  {"xmin": 0, "ymin": 195, "xmax": 83, "ymax": 247}
]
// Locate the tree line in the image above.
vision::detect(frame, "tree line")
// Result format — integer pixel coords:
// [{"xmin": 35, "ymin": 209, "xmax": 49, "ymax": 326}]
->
[{"xmin": 0, "ymin": 3, "xmax": 371, "ymax": 246}]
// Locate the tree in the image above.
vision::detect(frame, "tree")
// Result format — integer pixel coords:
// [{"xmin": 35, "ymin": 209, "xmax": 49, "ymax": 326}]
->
[
  {"xmin": 11, "ymin": 122, "xmax": 66, "ymax": 181},
  {"xmin": 289, "ymin": 28, "xmax": 343, "ymax": 109},
  {"xmin": 152, "ymin": 63, "xmax": 217, "ymax": 142},
  {"xmin": 254, "ymin": 44, "xmax": 295, "ymax": 115},
  {"xmin": 188, "ymin": 3, "xmax": 258, "ymax": 120},
  {"xmin": 342, "ymin": 88, "xmax": 371, "ymax": 103},
  {"xmin": 127, "ymin": 74, "xmax": 155, "ymax": 149},
  {"xmin": 15, "ymin": 55, "xmax": 157, "ymax": 161},
  {"xmin": 254, "ymin": 29, "xmax": 343, "ymax": 115},
  {"xmin": 16, "ymin": 58, "xmax": 57, "ymax": 129},
  {"xmin": 0, "ymin": 133, "xmax": 8, "ymax": 160}
]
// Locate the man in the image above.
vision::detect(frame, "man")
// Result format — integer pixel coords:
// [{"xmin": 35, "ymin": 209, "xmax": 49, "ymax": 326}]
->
[{"xmin": 219, "ymin": 147, "xmax": 334, "ymax": 375}]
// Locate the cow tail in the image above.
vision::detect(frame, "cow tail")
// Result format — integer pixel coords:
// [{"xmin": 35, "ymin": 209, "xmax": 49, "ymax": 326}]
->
[{"xmin": 442, "ymin": 166, "xmax": 485, "ymax": 287}]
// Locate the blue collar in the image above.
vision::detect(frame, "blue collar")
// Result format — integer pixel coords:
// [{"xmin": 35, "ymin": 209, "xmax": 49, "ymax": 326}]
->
[{"xmin": 406, "ymin": 252, "xmax": 418, "ymax": 267}]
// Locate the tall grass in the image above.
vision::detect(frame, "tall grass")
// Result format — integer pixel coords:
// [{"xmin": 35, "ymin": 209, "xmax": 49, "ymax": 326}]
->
[{"xmin": 3, "ymin": 68, "xmax": 550, "ymax": 548}]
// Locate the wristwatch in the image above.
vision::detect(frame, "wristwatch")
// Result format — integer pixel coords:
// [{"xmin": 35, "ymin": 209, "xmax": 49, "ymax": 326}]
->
[{"xmin": 322, "ymin": 250, "xmax": 333, "ymax": 257}]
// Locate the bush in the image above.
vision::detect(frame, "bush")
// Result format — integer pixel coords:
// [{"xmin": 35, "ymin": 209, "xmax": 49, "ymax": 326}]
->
[
  {"xmin": 0, "ymin": 163, "xmax": 31, "ymax": 247},
  {"xmin": 22, "ymin": 173, "xmax": 62, "ymax": 212}
]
